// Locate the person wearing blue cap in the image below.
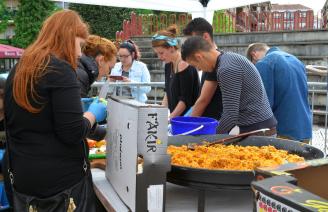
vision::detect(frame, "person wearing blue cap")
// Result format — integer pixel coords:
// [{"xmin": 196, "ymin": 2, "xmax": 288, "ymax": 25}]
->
[{"xmin": 151, "ymin": 25, "xmax": 200, "ymax": 119}]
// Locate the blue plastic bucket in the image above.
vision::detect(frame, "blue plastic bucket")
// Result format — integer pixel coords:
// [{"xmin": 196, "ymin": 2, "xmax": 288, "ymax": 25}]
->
[{"xmin": 170, "ymin": 116, "xmax": 219, "ymax": 136}]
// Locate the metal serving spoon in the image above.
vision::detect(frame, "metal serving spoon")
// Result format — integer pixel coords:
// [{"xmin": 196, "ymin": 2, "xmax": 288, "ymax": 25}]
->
[{"xmin": 187, "ymin": 128, "xmax": 270, "ymax": 150}]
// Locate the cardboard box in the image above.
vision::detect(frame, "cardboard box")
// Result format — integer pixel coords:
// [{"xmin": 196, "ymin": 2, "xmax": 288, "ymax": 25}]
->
[
  {"xmin": 106, "ymin": 97, "xmax": 171, "ymax": 212},
  {"xmin": 252, "ymin": 158, "xmax": 328, "ymax": 212}
]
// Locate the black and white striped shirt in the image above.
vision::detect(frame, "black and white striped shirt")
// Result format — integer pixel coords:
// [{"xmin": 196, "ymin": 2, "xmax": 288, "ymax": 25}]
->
[{"xmin": 216, "ymin": 52, "xmax": 276, "ymax": 133}]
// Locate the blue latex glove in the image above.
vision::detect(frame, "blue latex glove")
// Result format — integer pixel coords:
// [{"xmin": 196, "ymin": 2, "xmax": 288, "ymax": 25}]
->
[
  {"xmin": 81, "ymin": 98, "xmax": 94, "ymax": 112},
  {"xmin": 87, "ymin": 98, "xmax": 107, "ymax": 122},
  {"xmin": 183, "ymin": 107, "xmax": 193, "ymax": 117}
]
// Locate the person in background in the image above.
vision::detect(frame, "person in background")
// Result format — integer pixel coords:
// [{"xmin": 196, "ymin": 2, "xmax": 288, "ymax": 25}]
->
[
  {"xmin": 77, "ymin": 35, "xmax": 117, "ymax": 98},
  {"xmin": 110, "ymin": 39, "xmax": 151, "ymax": 103},
  {"xmin": 77, "ymin": 35, "xmax": 117, "ymax": 141},
  {"xmin": 0, "ymin": 77, "xmax": 5, "ymax": 150},
  {"xmin": 246, "ymin": 43, "xmax": 312, "ymax": 142},
  {"xmin": 0, "ymin": 77, "xmax": 5, "ymax": 133},
  {"xmin": 183, "ymin": 17, "xmax": 222, "ymax": 121},
  {"xmin": 181, "ymin": 36, "xmax": 277, "ymax": 135},
  {"xmin": 152, "ymin": 25, "xmax": 200, "ymax": 119},
  {"xmin": 3, "ymin": 10, "xmax": 106, "ymax": 211}
]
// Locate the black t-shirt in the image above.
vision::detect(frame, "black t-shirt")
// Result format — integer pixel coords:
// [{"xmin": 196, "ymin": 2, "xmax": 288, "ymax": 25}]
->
[
  {"xmin": 4, "ymin": 56, "xmax": 91, "ymax": 197},
  {"xmin": 76, "ymin": 55, "xmax": 98, "ymax": 98},
  {"xmin": 200, "ymin": 58, "xmax": 223, "ymax": 121},
  {"xmin": 164, "ymin": 63, "xmax": 200, "ymax": 115}
]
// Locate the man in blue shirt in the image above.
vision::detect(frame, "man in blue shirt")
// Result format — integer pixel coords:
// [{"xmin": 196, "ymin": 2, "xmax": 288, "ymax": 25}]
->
[{"xmin": 246, "ymin": 43, "xmax": 312, "ymax": 142}]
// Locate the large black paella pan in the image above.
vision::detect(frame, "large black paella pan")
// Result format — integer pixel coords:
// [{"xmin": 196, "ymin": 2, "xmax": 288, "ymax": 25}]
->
[{"xmin": 167, "ymin": 135, "xmax": 324, "ymax": 189}]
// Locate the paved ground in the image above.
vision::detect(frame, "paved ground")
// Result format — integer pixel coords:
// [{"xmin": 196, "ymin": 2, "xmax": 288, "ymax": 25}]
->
[{"xmin": 166, "ymin": 183, "xmax": 253, "ymax": 212}]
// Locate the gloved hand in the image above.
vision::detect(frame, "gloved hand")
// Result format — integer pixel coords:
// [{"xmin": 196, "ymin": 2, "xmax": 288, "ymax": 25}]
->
[
  {"xmin": 81, "ymin": 98, "xmax": 94, "ymax": 112},
  {"xmin": 183, "ymin": 107, "xmax": 193, "ymax": 117},
  {"xmin": 87, "ymin": 98, "xmax": 107, "ymax": 122}
]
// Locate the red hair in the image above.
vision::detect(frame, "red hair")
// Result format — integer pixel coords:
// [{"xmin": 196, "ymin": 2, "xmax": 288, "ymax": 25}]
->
[
  {"xmin": 13, "ymin": 10, "xmax": 89, "ymax": 113},
  {"xmin": 83, "ymin": 35, "xmax": 117, "ymax": 62}
]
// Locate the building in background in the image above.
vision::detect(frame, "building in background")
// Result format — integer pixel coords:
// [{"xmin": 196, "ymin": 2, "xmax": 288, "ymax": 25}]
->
[
  {"xmin": 0, "ymin": 1, "xmax": 70, "ymax": 40},
  {"xmin": 0, "ymin": 0, "xmax": 18, "ymax": 40},
  {"xmin": 270, "ymin": 4, "xmax": 314, "ymax": 30},
  {"xmin": 53, "ymin": 0, "xmax": 70, "ymax": 9},
  {"xmin": 322, "ymin": 0, "xmax": 328, "ymax": 28},
  {"xmin": 215, "ymin": 2, "xmax": 319, "ymax": 32},
  {"xmin": 232, "ymin": 1, "xmax": 272, "ymax": 31}
]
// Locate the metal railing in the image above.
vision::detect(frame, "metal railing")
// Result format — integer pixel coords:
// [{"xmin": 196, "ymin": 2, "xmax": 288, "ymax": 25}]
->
[
  {"xmin": 231, "ymin": 10, "xmax": 323, "ymax": 32},
  {"xmin": 116, "ymin": 12, "xmax": 192, "ymax": 41},
  {"xmin": 308, "ymin": 81, "xmax": 328, "ymax": 155},
  {"xmin": 91, "ymin": 81, "xmax": 328, "ymax": 154},
  {"xmin": 116, "ymin": 11, "xmax": 327, "ymax": 40},
  {"xmin": 91, "ymin": 81, "xmax": 165, "ymax": 104}
]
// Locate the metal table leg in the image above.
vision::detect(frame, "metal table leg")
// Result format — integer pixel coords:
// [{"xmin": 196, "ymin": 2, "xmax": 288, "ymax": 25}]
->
[{"xmin": 198, "ymin": 189, "xmax": 205, "ymax": 212}]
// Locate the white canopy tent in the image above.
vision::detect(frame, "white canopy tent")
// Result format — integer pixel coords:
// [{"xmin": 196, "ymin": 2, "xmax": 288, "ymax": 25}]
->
[{"xmin": 55, "ymin": 0, "xmax": 265, "ymax": 24}]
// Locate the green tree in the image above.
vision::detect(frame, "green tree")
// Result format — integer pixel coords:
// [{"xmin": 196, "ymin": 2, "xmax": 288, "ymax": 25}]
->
[
  {"xmin": 0, "ymin": 0, "xmax": 8, "ymax": 33},
  {"xmin": 13, "ymin": 0, "xmax": 56, "ymax": 48},
  {"xmin": 135, "ymin": 9, "xmax": 153, "ymax": 15},
  {"xmin": 69, "ymin": 4, "xmax": 133, "ymax": 39}
]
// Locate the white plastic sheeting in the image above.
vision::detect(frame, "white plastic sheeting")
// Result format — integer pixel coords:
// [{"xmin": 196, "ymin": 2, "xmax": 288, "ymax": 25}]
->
[{"xmin": 55, "ymin": 0, "xmax": 265, "ymax": 24}]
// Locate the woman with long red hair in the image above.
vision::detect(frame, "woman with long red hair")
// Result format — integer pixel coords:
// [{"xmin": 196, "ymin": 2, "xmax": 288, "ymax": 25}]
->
[{"xmin": 4, "ymin": 10, "xmax": 106, "ymax": 211}]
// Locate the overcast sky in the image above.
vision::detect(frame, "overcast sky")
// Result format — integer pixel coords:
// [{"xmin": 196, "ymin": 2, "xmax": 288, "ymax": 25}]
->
[{"xmin": 271, "ymin": 0, "xmax": 326, "ymax": 13}]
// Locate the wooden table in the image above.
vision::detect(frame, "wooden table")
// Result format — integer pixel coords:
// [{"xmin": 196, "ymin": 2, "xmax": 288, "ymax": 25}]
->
[{"xmin": 90, "ymin": 159, "xmax": 106, "ymax": 170}]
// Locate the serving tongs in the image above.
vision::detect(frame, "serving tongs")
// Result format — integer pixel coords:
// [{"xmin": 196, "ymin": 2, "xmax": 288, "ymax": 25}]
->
[{"xmin": 187, "ymin": 128, "xmax": 270, "ymax": 150}]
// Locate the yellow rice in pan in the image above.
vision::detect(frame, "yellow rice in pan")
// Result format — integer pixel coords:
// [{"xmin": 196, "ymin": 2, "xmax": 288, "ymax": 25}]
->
[{"xmin": 167, "ymin": 144, "xmax": 304, "ymax": 171}]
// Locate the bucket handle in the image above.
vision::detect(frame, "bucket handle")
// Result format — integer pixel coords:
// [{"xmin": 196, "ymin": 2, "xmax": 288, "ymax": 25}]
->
[{"xmin": 177, "ymin": 125, "xmax": 204, "ymax": 136}]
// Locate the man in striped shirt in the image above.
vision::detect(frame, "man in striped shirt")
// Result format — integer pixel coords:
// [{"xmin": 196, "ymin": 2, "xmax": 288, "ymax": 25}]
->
[{"xmin": 181, "ymin": 36, "xmax": 277, "ymax": 135}]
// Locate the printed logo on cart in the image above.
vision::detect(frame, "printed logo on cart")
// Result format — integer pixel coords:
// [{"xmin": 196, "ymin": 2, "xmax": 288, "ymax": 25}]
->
[
  {"xmin": 145, "ymin": 113, "xmax": 159, "ymax": 152},
  {"xmin": 119, "ymin": 134, "xmax": 123, "ymax": 169},
  {"xmin": 270, "ymin": 186, "xmax": 302, "ymax": 196},
  {"xmin": 156, "ymin": 139, "xmax": 162, "ymax": 145},
  {"xmin": 257, "ymin": 192, "xmax": 297, "ymax": 212},
  {"xmin": 301, "ymin": 200, "xmax": 328, "ymax": 211}
]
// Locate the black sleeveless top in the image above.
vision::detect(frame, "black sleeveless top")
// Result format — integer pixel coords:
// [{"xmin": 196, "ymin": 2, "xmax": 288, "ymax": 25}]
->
[{"xmin": 164, "ymin": 63, "xmax": 200, "ymax": 115}]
